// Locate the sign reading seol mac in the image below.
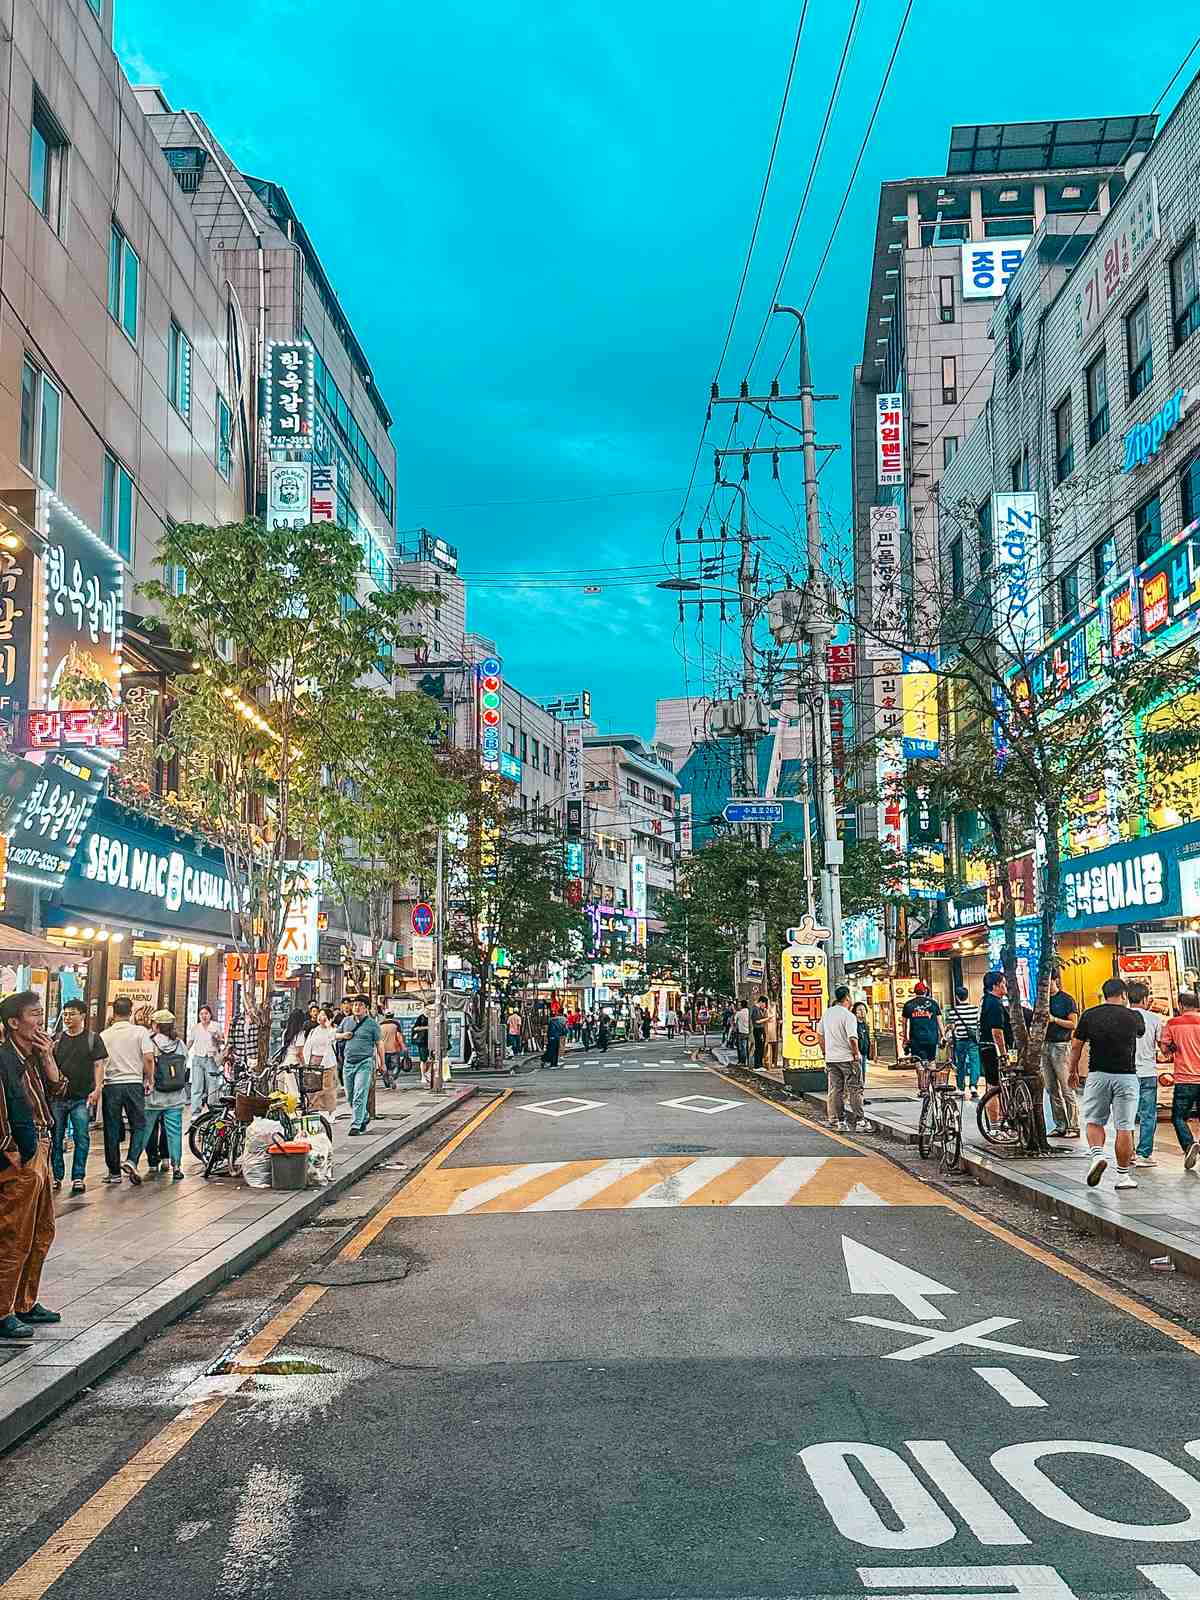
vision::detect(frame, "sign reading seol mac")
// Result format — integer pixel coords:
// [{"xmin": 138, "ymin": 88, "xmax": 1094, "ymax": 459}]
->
[{"xmin": 72, "ymin": 822, "xmax": 238, "ymax": 935}]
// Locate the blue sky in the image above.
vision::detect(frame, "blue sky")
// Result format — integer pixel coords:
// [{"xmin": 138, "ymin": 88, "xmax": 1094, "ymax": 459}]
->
[{"xmin": 117, "ymin": 0, "xmax": 1198, "ymax": 738}]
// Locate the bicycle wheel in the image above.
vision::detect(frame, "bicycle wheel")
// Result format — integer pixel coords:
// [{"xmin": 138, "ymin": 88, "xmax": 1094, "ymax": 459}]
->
[
  {"xmin": 917, "ymin": 1095, "xmax": 934, "ymax": 1160},
  {"xmin": 1010, "ymin": 1077, "xmax": 1037, "ymax": 1152},
  {"xmin": 940, "ymin": 1098, "xmax": 962, "ymax": 1173},
  {"xmin": 976, "ymin": 1086, "xmax": 1020, "ymax": 1147},
  {"xmin": 203, "ymin": 1125, "xmax": 227, "ymax": 1179},
  {"xmin": 187, "ymin": 1108, "xmax": 218, "ymax": 1160}
]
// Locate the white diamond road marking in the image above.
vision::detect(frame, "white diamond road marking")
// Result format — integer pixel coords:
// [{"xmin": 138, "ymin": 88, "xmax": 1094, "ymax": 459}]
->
[
  {"xmin": 521, "ymin": 1096, "xmax": 606, "ymax": 1118},
  {"xmin": 660, "ymin": 1094, "xmax": 742, "ymax": 1115}
]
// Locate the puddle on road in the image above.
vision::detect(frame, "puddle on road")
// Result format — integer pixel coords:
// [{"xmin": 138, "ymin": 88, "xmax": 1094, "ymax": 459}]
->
[{"xmin": 243, "ymin": 1357, "xmax": 332, "ymax": 1376}]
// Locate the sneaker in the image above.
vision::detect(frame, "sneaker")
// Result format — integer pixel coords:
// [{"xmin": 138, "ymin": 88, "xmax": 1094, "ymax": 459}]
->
[
  {"xmin": 1086, "ymin": 1154, "xmax": 1108, "ymax": 1187},
  {"xmin": 17, "ymin": 1303, "xmax": 61, "ymax": 1325},
  {"xmin": 0, "ymin": 1315, "xmax": 34, "ymax": 1343},
  {"xmin": 52, "ymin": 1179, "xmax": 62, "ymax": 1192},
  {"xmin": 1114, "ymin": 1172, "xmax": 1139, "ymax": 1190},
  {"xmin": 348, "ymin": 1126, "xmax": 362, "ymax": 1137},
  {"xmin": 103, "ymin": 1173, "xmax": 121, "ymax": 1185},
  {"xmin": 172, "ymin": 1167, "xmax": 184, "ymax": 1182},
  {"xmin": 70, "ymin": 1181, "xmax": 85, "ymax": 1196},
  {"xmin": 835, "ymin": 1120, "xmax": 852, "ymax": 1132},
  {"xmin": 1187, "ymin": 1143, "xmax": 1200, "ymax": 1172},
  {"xmin": 854, "ymin": 1120, "xmax": 873, "ymax": 1132},
  {"xmin": 1049, "ymin": 1128, "xmax": 1071, "ymax": 1138},
  {"xmin": 122, "ymin": 1161, "xmax": 142, "ymax": 1187},
  {"xmin": 1133, "ymin": 1155, "xmax": 1158, "ymax": 1166}
]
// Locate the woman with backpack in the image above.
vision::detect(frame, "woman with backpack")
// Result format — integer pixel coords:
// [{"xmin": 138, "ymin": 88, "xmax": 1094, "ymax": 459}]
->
[{"xmin": 130, "ymin": 1008, "xmax": 190, "ymax": 1180}]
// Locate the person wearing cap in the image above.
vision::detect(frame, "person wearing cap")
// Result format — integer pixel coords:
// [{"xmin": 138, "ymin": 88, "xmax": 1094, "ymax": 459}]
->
[
  {"xmin": 901, "ymin": 980, "xmax": 944, "ymax": 1066},
  {"xmin": 99, "ymin": 995, "xmax": 154, "ymax": 1185},
  {"xmin": 0, "ymin": 990, "xmax": 67, "ymax": 1343},
  {"xmin": 128, "ymin": 1010, "xmax": 189, "ymax": 1180}
]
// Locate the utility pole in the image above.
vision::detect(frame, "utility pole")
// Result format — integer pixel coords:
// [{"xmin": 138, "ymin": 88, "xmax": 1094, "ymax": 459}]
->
[
  {"xmin": 430, "ymin": 827, "xmax": 445, "ymax": 1094},
  {"xmin": 773, "ymin": 304, "xmax": 845, "ymax": 985}
]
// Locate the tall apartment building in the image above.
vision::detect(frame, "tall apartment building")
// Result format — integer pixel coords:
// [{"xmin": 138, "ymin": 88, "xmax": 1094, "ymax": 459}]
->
[
  {"xmin": 851, "ymin": 114, "xmax": 1155, "ymax": 845},
  {"xmin": 583, "ymin": 733, "xmax": 678, "ymax": 933}
]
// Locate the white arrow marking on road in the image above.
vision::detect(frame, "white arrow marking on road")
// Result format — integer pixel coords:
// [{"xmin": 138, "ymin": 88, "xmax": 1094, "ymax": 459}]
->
[
  {"xmin": 851, "ymin": 1314, "xmax": 1076, "ymax": 1363},
  {"xmin": 842, "ymin": 1236, "xmax": 958, "ymax": 1320},
  {"xmin": 973, "ymin": 1367, "xmax": 1047, "ymax": 1408},
  {"xmin": 1139, "ymin": 1566, "xmax": 1200, "ymax": 1599}
]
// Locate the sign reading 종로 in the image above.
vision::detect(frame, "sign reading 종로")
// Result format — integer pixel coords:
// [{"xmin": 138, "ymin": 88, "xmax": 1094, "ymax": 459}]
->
[{"xmin": 960, "ymin": 239, "xmax": 1031, "ymax": 299}]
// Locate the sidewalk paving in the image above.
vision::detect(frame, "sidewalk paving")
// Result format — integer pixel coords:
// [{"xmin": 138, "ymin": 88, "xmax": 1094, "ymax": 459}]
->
[
  {"xmin": 711, "ymin": 1050, "xmax": 1200, "ymax": 1277},
  {"xmin": 0, "ymin": 1082, "xmax": 475, "ymax": 1453}
]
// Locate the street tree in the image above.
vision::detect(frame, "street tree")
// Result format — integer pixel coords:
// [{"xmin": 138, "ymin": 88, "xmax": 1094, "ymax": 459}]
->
[{"xmin": 139, "ymin": 517, "xmax": 432, "ymax": 1068}]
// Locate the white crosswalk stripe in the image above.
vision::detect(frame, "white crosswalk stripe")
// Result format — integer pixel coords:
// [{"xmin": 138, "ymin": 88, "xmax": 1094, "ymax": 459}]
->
[
  {"xmin": 626, "ymin": 1156, "xmax": 745, "ymax": 1207},
  {"xmin": 447, "ymin": 1163, "xmax": 560, "ymax": 1214},
  {"xmin": 730, "ymin": 1157, "xmax": 827, "ymax": 1206},
  {"xmin": 524, "ymin": 1158, "xmax": 658, "ymax": 1211}
]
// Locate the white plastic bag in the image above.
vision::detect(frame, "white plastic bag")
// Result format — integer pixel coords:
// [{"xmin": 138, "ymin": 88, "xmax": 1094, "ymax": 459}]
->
[
  {"xmin": 305, "ymin": 1129, "xmax": 333, "ymax": 1188},
  {"xmin": 242, "ymin": 1116, "xmax": 286, "ymax": 1188}
]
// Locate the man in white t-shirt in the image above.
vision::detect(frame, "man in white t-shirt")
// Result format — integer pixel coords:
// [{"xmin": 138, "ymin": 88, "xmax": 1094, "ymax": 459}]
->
[
  {"xmin": 733, "ymin": 1003, "xmax": 751, "ymax": 1065},
  {"xmin": 1128, "ymin": 979, "xmax": 1165, "ymax": 1166},
  {"xmin": 819, "ymin": 985, "xmax": 867, "ymax": 1132},
  {"xmin": 99, "ymin": 996, "xmax": 154, "ymax": 1186}
]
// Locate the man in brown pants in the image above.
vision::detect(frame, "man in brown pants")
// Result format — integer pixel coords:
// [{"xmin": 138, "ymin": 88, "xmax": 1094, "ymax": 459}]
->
[{"xmin": 0, "ymin": 991, "xmax": 66, "ymax": 1343}]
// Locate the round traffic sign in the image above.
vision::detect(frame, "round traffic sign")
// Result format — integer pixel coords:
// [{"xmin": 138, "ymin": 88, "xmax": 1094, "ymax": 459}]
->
[{"xmin": 411, "ymin": 902, "xmax": 434, "ymax": 936}]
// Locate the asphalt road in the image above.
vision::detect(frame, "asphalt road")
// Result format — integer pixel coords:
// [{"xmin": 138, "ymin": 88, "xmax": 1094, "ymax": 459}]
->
[{"xmin": 4, "ymin": 1038, "xmax": 1200, "ymax": 1600}]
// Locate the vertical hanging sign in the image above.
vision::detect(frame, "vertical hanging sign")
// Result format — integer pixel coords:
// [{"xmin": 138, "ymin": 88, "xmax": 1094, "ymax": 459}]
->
[
  {"xmin": 477, "ymin": 656, "xmax": 502, "ymax": 771},
  {"xmin": 564, "ymin": 723, "xmax": 583, "ymax": 801},
  {"xmin": 264, "ymin": 340, "xmax": 315, "ymax": 450},
  {"xmin": 875, "ymin": 392, "xmax": 904, "ymax": 486}
]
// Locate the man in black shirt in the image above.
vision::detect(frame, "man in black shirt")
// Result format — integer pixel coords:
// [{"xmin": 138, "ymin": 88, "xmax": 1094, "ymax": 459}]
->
[
  {"xmin": 1042, "ymin": 971, "xmax": 1080, "ymax": 1138},
  {"xmin": 978, "ymin": 972, "xmax": 1013, "ymax": 1128},
  {"xmin": 51, "ymin": 1000, "xmax": 107, "ymax": 1196},
  {"xmin": 1069, "ymin": 976, "xmax": 1144, "ymax": 1191}
]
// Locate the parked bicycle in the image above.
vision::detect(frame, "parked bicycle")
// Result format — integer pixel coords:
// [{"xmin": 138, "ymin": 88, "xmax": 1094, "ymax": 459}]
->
[
  {"xmin": 916, "ymin": 1059, "xmax": 962, "ymax": 1174},
  {"xmin": 976, "ymin": 1058, "xmax": 1038, "ymax": 1150}
]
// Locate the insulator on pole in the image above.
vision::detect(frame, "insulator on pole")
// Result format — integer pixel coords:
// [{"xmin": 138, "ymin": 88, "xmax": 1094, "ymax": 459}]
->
[
  {"xmin": 675, "ymin": 526, "xmax": 682, "ymax": 545},
  {"xmin": 678, "ymin": 599, "xmax": 684, "ymax": 623},
  {"xmin": 710, "ymin": 380, "xmax": 719, "ymax": 400},
  {"xmin": 770, "ymin": 378, "xmax": 780, "ymax": 398},
  {"xmin": 720, "ymin": 601, "xmax": 727, "ymax": 622},
  {"xmin": 739, "ymin": 379, "xmax": 749, "ymax": 399},
  {"xmin": 720, "ymin": 522, "xmax": 727, "ymax": 541},
  {"xmin": 742, "ymin": 451, "xmax": 750, "ymax": 481},
  {"xmin": 772, "ymin": 450, "xmax": 780, "ymax": 480}
]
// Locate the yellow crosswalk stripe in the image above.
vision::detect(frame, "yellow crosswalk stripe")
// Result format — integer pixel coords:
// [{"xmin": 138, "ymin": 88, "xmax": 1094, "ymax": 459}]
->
[{"xmin": 386, "ymin": 1154, "xmax": 934, "ymax": 1216}]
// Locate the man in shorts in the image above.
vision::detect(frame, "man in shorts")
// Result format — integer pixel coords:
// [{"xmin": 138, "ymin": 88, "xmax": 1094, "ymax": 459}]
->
[
  {"xmin": 1069, "ymin": 976, "xmax": 1144, "ymax": 1191},
  {"xmin": 901, "ymin": 981, "xmax": 943, "ymax": 1065}
]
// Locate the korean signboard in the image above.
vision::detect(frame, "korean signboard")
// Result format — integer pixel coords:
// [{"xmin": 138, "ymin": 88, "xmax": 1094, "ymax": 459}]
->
[
  {"xmin": 875, "ymin": 393, "xmax": 903, "ymax": 487},
  {"xmin": 986, "ymin": 851, "xmax": 1037, "ymax": 925},
  {"xmin": 477, "ymin": 656, "xmax": 502, "ymax": 771},
  {"xmin": 72, "ymin": 811, "xmax": 238, "ymax": 936},
  {"xmin": 827, "ymin": 643, "xmax": 856, "ymax": 684},
  {"xmin": 1117, "ymin": 949, "xmax": 1177, "ymax": 1015},
  {"xmin": 564, "ymin": 840, "xmax": 584, "ymax": 879},
  {"xmin": 1074, "ymin": 173, "xmax": 1160, "ymax": 343},
  {"xmin": 873, "ymin": 656, "xmax": 905, "ymax": 864},
  {"xmin": 499, "ymin": 751, "xmax": 522, "ymax": 784},
  {"xmin": 678, "ymin": 792, "xmax": 693, "ymax": 853},
  {"xmin": 865, "ymin": 506, "xmax": 902, "ymax": 660},
  {"xmin": 564, "ymin": 723, "xmax": 583, "ymax": 801},
  {"xmin": 0, "ymin": 541, "xmax": 34, "ymax": 716},
  {"xmin": 10, "ymin": 709, "xmax": 126, "ymax": 754},
  {"xmin": 267, "ymin": 462, "xmax": 312, "ymax": 530},
  {"xmin": 1058, "ymin": 835, "xmax": 1173, "ymax": 930},
  {"xmin": 991, "ymin": 492, "xmax": 1043, "ymax": 655},
  {"xmin": 280, "ymin": 861, "xmax": 321, "ymax": 966},
  {"xmin": 781, "ymin": 945, "xmax": 827, "ymax": 1066},
  {"xmin": 630, "ymin": 854, "xmax": 647, "ymax": 918},
  {"xmin": 309, "ymin": 462, "xmax": 337, "ymax": 522},
  {"xmin": 960, "ymin": 239, "xmax": 1031, "ymax": 299},
  {"xmin": 900, "ymin": 650, "xmax": 939, "ymax": 759},
  {"xmin": 5, "ymin": 756, "xmax": 104, "ymax": 891},
  {"xmin": 264, "ymin": 340, "xmax": 315, "ymax": 450},
  {"xmin": 42, "ymin": 496, "xmax": 123, "ymax": 712}
]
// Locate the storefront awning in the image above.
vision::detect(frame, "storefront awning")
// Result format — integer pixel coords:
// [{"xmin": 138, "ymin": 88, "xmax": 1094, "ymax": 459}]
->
[
  {"xmin": 918, "ymin": 923, "xmax": 987, "ymax": 955},
  {"xmin": 0, "ymin": 923, "xmax": 93, "ymax": 968}
]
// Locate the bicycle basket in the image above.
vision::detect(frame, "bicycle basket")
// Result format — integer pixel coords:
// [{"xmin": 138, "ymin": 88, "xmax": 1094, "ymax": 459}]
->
[
  {"xmin": 235, "ymin": 1090, "xmax": 271, "ymax": 1124},
  {"xmin": 916, "ymin": 1063, "xmax": 953, "ymax": 1095},
  {"xmin": 298, "ymin": 1068, "xmax": 325, "ymax": 1093}
]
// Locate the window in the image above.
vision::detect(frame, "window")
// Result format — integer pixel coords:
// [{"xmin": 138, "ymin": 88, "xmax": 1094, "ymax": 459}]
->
[
  {"xmin": 941, "ymin": 355, "xmax": 957, "ymax": 405},
  {"xmin": 1135, "ymin": 493, "xmax": 1162, "ymax": 563},
  {"xmin": 1085, "ymin": 351, "xmax": 1108, "ymax": 448},
  {"xmin": 1010, "ymin": 451, "xmax": 1028, "ymax": 492},
  {"xmin": 520, "ymin": 732, "xmax": 528, "ymax": 762},
  {"xmin": 938, "ymin": 277, "xmax": 955, "ymax": 324},
  {"xmin": 506, "ymin": 722, "xmax": 516, "ymax": 755},
  {"xmin": 29, "ymin": 93, "xmax": 68, "ymax": 235},
  {"xmin": 168, "ymin": 320, "xmax": 192, "ymax": 421},
  {"xmin": 163, "ymin": 563, "xmax": 187, "ymax": 596},
  {"xmin": 663, "ymin": 792, "xmax": 674, "ymax": 813},
  {"xmin": 1092, "ymin": 532, "xmax": 1118, "ymax": 593},
  {"xmin": 19, "ymin": 357, "xmax": 60, "ymax": 490},
  {"xmin": 554, "ymin": 752, "xmax": 561, "ymax": 781},
  {"xmin": 531, "ymin": 741, "xmax": 540, "ymax": 770},
  {"xmin": 1054, "ymin": 393, "xmax": 1074, "ymax": 484},
  {"xmin": 950, "ymin": 536, "xmax": 964, "ymax": 599},
  {"xmin": 163, "ymin": 146, "xmax": 207, "ymax": 193},
  {"xmin": 978, "ymin": 497, "xmax": 993, "ymax": 573},
  {"xmin": 627, "ymin": 778, "xmax": 639, "ymax": 798},
  {"xmin": 101, "ymin": 452, "xmax": 133, "ymax": 561},
  {"xmin": 307, "ymin": 339, "xmax": 395, "ymax": 526},
  {"xmin": 1058, "ymin": 563, "xmax": 1079, "ymax": 622},
  {"xmin": 1171, "ymin": 236, "xmax": 1200, "ymax": 348},
  {"xmin": 543, "ymin": 743, "xmax": 550, "ymax": 772},
  {"xmin": 1126, "ymin": 294, "xmax": 1152, "ymax": 399},
  {"xmin": 1183, "ymin": 453, "xmax": 1200, "ymax": 530},
  {"xmin": 107, "ymin": 223, "xmax": 139, "ymax": 340},
  {"xmin": 943, "ymin": 436, "xmax": 958, "ymax": 467},
  {"xmin": 1007, "ymin": 297, "xmax": 1024, "ymax": 376}
]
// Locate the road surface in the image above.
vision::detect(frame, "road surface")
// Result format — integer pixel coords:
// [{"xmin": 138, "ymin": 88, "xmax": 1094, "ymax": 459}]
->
[{"xmin": 2, "ymin": 1037, "xmax": 1200, "ymax": 1600}]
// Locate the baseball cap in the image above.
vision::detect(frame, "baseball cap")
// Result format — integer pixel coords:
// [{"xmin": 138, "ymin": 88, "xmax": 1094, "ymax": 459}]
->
[
  {"xmin": 913, "ymin": 980, "xmax": 928, "ymax": 994},
  {"xmin": 151, "ymin": 1008, "xmax": 175, "ymax": 1024}
]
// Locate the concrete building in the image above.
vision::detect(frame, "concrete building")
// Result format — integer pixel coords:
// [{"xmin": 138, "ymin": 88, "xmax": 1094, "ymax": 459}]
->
[
  {"xmin": 583, "ymin": 733, "xmax": 679, "ymax": 931},
  {"xmin": 851, "ymin": 114, "xmax": 1156, "ymax": 844},
  {"xmin": 653, "ymin": 694, "xmax": 711, "ymax": 772}
]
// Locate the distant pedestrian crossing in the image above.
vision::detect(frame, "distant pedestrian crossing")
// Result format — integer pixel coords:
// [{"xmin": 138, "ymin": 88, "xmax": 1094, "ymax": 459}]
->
[{"xmin": 389, "ymin": 1154, "xmax": 931, "ymax": 1216}]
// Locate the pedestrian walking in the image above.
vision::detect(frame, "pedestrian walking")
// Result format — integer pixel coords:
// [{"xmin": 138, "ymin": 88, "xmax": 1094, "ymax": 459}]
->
[
  {"xmin": 99, "ymin": 996, "xmax": 153, "ymax": 1186},
  {"xmin": 542, "ymin": 1010, "xmax": 566, "ymax": 1069},
  {"xmin": 901, "ymin": 981, "xmax": 943, "ymax": 1065},
  {"xmin": 597, "ymin": 1012, "xmax": 611, "ymax": 1053},
  {"xmin": 752, "ymin": 994, "xmax": 770, "ymax": 1072},
  {"xmin": 819, "ymin": 985, "xmax": 867, "ymax": 1132},
  {"xmin": 1160, "ymin": 990, "xmax": 1200, "ymax": 1168},
  {"xmin": 302, "ymin": 1008, "xmax": 339, "ymax": 1113},
  {"xmin": 226, "ymin": 1004, "xmax": 261, "ymax": 1082},
  {"xmin": 641, "ymin": 1007, "xmax": 651, "ymax": 1041},
  {"xmin": 733, "ymin": 1001, "xmax": 751, "ymax": 1065},
  {"xmin": 721, "ymin": 1003, "xmax": 734, "ymax": 1048},
  {"xmin": 1127, "ymin": 980, "xmax": 1165, "ymax": 1165},
  {"xmin": 1042, "ymin": 971, "xmax": 1080, "ymax": 1137},
  {"xmin": 187, "ymin": 1005, "xmax": 225, "ymax": 1117},
  {"xmin": 506, "ymin": 1009, "xmax": 523, "ymax": 1059},
  {"xmin": 665, "ymin": 1006, "xmax": 678, "ymax": 1041},
  {"xmin": 50, "ymin": 1000, "xmax": 106, "ymax": 1195},
  {"xmin": 337, "ymin": 995, "xmax": 383, "ymax": 1135},
  {"xmin": 946, "ymin": 985, "xmax": 982, "ymax": 1099},
  {"xmin": 0, "ymin": 991, "xmax": 67, "ymax": 1343},
  {"xmin": 1069, "ymin": 976, "xmax": 1145, "ymax": 1190},
  {"xmin": 411, "ymin": 1012, "xmax": 430, "ymax": 1069},
  {"xmin": 130, "ymin": 1010, "xmax": 189, "ymax": 1180},
  {"xmin": 378, "ymin": 1010, "xmax": 403, "ymax": 1086},
  {"xmin": 978, "ymin": 972, "xmax": 1013, "ymax": 1128}
]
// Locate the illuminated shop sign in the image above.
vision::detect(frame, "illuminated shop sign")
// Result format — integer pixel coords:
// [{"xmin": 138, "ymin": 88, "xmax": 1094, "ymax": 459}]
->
[
  {"xmin": 264, "ymin": 340, "xmax": 315, "ymax": 450},
  {"xmin": 1121, "ymin": 387, "xmax": 1196, "ymax": 472},
  {"xmin": 476, "ymin": 656, "xmax": 502, "ymax": 771},
  {"xmin": 10, "ymin": 708, "xmax": 127, "ymax": 754},
  {"xmin": 875, "ymin": 394, "xmax": 903, "ymax": 487},
  {"xmin": 1057, "ymin": 833, "xmax": 1186, "ymax": 930}
]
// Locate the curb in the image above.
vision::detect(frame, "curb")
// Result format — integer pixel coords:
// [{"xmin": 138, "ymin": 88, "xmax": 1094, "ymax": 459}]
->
[{"xmin": 0, "ymin": 1086, "xmax": 476, "ymax": 1455}]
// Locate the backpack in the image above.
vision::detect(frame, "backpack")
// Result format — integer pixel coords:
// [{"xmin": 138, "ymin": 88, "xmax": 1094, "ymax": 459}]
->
[{"xmin": 153, "ymin": 1037, "xmax": 189, "ymax": 1093}]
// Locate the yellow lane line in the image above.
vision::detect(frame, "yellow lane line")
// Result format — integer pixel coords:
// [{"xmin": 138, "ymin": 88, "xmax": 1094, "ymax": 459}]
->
[
  {"xmin": 0, "ymin": 1088, "xmax": 511, "ymax": 1600},
  {"xmin": 716, "ymin": 1067, "xmax": 1200, "ymax": 1357}
]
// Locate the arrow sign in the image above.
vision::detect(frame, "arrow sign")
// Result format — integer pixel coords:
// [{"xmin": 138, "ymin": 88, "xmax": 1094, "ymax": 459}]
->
[
  {"xmin": 723, "ymin": 800, "xmax": 784, "ymax": 824},
  {"xmin": 841, "ymin": 1236, "xmax": 957, "ymax": 1320}
]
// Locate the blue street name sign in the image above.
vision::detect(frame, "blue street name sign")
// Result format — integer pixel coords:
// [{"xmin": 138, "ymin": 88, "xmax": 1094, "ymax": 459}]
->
[{"xmin": 723, "ymin": 800, "xmax": 784, "ymax": 824}]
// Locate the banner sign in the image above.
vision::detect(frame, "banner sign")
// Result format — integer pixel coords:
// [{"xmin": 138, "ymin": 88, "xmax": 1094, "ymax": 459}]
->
[
  {"xmin": 991, "ymin": 492, "xmax": 1043, "ymax": 655},
  {"xmin": 866, "ymin": 507, "xmax": 902, "ymax": 660},
  {"xmin": 678, "ymin": 792, "xmax": 693, "ymax": 853},
  {"xmin": 42, "ymin": 495, "xmax": 123, "ymax": 714},
  {"xmin": 564, "ymin": 723, "xmax": 583, "ymax": 801},
  {"xmin": 630, "ymin": 854, "xmax": 647, "ymax": 917},
  {"xmin": 900, "ymin": 650, "xmax": 939, "ymax": 759},
  {"xmin": 961, "ymin": 239, "xmax": 1031, "ymax": 299},
  {"xmin": 264, "ymin": 340, "xmax": 315, "ymax": 449},
  {"xmin": 781, "ymin": 946, "xmax": 827, "ymax": 1066},
  {"xmin": 477, "ymin": 656, "xmax": 502, "ymax": 771},
  {"xmin": 875, "ymin": 393, "xmax": 903, "ymax": 487},
  {"xmin": 5, "ymin": 756, "xmax": 104, "ymax": 891},
  {"xmin": 310, "ymin": 462, "xmax": 336, "ymax": 522},
  {"xmin": 0, "ymin": 540, "xmax": 35, "ymax": 716},
  {"xmin": 267, "ymin": 462, "xmax": 312, "ymax": 530}
]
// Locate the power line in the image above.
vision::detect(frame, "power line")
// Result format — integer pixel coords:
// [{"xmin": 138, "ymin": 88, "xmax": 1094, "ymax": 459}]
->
[{"xmin": 402, "ymin": 485, "xmax": 687, "ymax": 512}]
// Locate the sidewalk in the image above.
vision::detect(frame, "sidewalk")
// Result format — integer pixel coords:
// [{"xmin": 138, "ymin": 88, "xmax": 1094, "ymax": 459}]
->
[
  {"xmin": 0, "ymin": 1082, "xmax": 475, "ymax": 1453},
  {"xmin": 715, "ymin": 1051, "xmax": 1200, "ymax": 1277}
]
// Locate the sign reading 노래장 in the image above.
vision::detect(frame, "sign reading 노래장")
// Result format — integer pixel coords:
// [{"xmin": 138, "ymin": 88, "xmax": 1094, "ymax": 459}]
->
[{"xmin": 781, "ymin": 946, "xmax": 827, "ymax": 1066}]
